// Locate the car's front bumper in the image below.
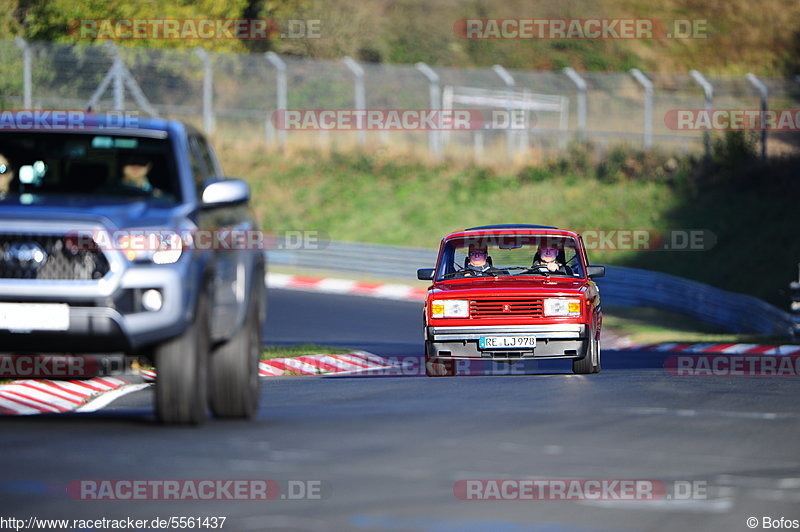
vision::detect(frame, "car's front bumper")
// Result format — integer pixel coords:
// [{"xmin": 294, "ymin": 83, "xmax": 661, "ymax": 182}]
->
[{"xmin": 427, "ymin": 323, "xmax": 588, "ymax": 361}]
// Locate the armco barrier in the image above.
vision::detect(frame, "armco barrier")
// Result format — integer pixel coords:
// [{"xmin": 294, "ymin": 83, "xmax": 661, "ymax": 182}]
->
[{"xmin": 267, "ymin": 241, "xmax": 794, "ymax": 336}]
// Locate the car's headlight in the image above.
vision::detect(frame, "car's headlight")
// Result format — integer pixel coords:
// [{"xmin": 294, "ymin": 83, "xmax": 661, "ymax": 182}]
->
[
  {"xmin": 117, "ymin": 230, "xmax": 183, "ymax": 264},
  {"xmin": 543, "ymin": 298, "xmax": 581, "ymax": 317},
  {"xmin": 431, "ymin": 299, "xmax": 469, "ymax": 318}
]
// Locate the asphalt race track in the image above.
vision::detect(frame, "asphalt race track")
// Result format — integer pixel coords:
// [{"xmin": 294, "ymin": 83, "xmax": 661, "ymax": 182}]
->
[{"xmin": 1, "ymin": 288, "xmax": 800, "ymax": 532}]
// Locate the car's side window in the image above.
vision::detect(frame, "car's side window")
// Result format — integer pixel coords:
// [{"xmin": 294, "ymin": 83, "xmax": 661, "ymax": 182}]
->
[
  {"xmin": 564, "ymin": 246, "xmax": 584, "ymax": 277},
  {"xmin": 188, "ymin": 135, "xmax": 211, "ymax": 197},
  {"xmin": 194, "ymin": 135, "xmax": 220, "ymax": 177}
]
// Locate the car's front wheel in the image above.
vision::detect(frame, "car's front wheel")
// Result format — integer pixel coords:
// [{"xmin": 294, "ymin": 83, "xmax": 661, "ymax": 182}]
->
[
  {"xmin": 572, "ymin": 334, "xmax": 600, "ymax": 375},
  {"xmin": 154, "ymin": 292, "xmax": 210, "ymax": 425}
]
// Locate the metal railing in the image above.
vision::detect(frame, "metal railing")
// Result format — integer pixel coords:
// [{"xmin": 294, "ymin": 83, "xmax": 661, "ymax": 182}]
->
[{"xmin": 267, "ymin": 240, "xmax": 794, "ymax": 336}]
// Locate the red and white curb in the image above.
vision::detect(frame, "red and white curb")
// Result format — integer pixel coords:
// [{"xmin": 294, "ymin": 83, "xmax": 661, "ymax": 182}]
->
[
  {"xmin": 0, "ymin": 377, "xmax": 143, "ymax": 416},
  {"xmin": 140, "ymin": 352, "xmax": 395, "ymax": 379},
  {"xmin": 618, "ymin": 342, "xmax": 800, "ymax": 355},
  {"xmin": 0, "ymin": 353, "xmax": 394, "ymax": 415},
  {"xmin": 267, "ymin": 273, "xmax": 426, "ymax": 301}
]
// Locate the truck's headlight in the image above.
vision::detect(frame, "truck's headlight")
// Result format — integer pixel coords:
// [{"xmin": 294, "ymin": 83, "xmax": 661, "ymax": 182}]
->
[
  {"xmin": 431, "ymin": 299, "xmax": 469, "ymax": 318},
  {"xmin": 543, "ymin": 298, "xmax": 581, "ymax": 317},
  {"xmin": 117, "ymin": 231, "xmax": 183, "ymax": 264}
]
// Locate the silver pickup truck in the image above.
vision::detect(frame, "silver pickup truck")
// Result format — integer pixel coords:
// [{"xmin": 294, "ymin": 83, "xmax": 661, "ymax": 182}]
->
[{"xmin": 0, "ymin": 111, "xmax": 266, "ymax": 424}]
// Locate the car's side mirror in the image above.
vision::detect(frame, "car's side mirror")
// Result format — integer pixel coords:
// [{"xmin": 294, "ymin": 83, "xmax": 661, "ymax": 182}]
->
[
  {"xmin": 587, "ymin": 265, "xmax": 605, "ymax": 279},
  {"xmin": 201, "ymin": 178, "xmax": 250, "ymax": 207},
  {"xmin": 417, "ymin": 268, "xmax": 435, "ymax": 280}
]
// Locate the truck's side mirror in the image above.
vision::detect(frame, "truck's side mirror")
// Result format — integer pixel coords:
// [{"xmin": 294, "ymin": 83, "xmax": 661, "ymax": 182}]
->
[
  {"xmin": 417, "ymin": 268, "xmax": 435, "ymax": 280},
  {"xmin": 587, "ymin": 265, "xmax": 605, "ymax": 279},
  {"xmin": 201, "ymin": 178, "xmax": 250, "ymax": 206}
]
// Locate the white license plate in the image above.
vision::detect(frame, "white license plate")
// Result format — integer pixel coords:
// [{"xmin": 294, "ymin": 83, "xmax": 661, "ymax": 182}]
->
[
  {"xmin": 479, "ymin": 336, "xmax": 536, "ymax": 349},
  {"xmin": 0, "ymin": 303, "xmax": 70, "ymax": 331}
]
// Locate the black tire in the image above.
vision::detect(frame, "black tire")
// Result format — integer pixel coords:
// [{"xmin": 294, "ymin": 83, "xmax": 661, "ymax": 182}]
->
[
  {"xmin": 154, "ymin": 291, "xmax": 210, "ymax": 425},
  {"xmin": 572, "ymin": 334, "xmax": 599, "ymax": 375},
  {"xmin": 208, "ymin": 277, "xmax": 263, "ymax": 419},
  {"xmin": 425, "ymin": 341, "xmax": 456, "ymax": 377}
]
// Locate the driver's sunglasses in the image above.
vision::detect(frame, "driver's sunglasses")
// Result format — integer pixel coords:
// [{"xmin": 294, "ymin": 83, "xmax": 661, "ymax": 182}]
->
[
  {"xmin": 0, "ymin": 164, "xmax": 7, "ymax": 175},
  {"xmin": 469, "ymin": 250, "xmax": 487, "ymax": 257}
]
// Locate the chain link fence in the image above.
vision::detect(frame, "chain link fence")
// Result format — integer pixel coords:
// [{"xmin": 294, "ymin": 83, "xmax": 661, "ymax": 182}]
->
[{"xmin": 2, "ymin": 39, "xmax": 799, "ymax": 161}]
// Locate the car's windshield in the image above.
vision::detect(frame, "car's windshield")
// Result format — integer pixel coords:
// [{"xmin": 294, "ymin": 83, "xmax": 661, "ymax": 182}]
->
[
  {"xmin": 0, "ymin": 132, "xmax": 179, "ymax": 203},
  {"xmin": 436, "ymin": 234, "xmax": 584, "ymax": 280}
]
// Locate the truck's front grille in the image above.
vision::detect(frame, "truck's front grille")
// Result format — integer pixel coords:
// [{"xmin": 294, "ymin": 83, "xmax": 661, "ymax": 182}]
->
[
  {"xmin": 0, "ymin": 234, "xmax": 110, "ymax": 280},
  {"xmin": 470, "ymin": 297, "xmax": 545, "ymax": 318}
]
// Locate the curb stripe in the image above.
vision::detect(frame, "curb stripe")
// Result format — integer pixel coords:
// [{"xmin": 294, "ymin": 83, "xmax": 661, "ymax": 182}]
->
[
  {"xmin": 0, "ymin": 377, "xmax": 130, "ymax": 416},
  {"xmin": 18, "ymin": 382, "xmax": 83, "ymax": 405},
  {"xmin": 1, "ymin": 390, "xmax": 65, "ymax": 412}
]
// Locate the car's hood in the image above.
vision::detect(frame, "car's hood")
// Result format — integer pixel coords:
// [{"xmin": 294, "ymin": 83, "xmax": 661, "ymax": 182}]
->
[
  {"xmin": 432, "ymin": 277, "xmax": 589, "ymax": 297},
  {"xmin": 0, "ymin": 194, "xmax": 190, "ymax": 229}
]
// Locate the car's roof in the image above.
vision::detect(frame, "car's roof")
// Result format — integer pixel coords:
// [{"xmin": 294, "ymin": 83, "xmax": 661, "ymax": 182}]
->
[
  {"xmin": 0, "ymin": 110, "xmax": 198, "ymax": 138},
  {"xmin": 445, "ymin": 225, "xmax": 580, "ymax": 240},
  {"xmin": 464, "ymin": 224, "xmax": 558, "ymax": 231}
]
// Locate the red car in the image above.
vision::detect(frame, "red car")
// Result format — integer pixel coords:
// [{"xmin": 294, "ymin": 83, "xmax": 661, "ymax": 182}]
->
[{"xmin": 417, "ymin": 225, "xmax": 605, "ymax": 377}]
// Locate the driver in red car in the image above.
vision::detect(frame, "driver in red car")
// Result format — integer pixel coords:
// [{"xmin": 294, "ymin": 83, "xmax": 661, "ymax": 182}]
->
[
  {"xmin": 464, "ymin": 245, "xmax": 492, "ymax": 276},
  {"xmin": 533, "ymin": 243, "xmax": 572, "ymax": 274}
]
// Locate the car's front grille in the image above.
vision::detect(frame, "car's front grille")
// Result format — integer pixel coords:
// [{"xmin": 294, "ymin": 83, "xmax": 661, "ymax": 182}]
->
[
  {"xmin": 470, "ymin": 297, "xmax": 544, "ymax": 318},
  {"xmin": 0, "ymin": 234, "xmax": 110, "ymax": 280}
]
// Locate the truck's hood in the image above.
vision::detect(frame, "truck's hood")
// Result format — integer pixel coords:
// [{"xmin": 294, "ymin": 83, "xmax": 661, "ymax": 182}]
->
[
  {"xmin": 0, "ymin": 195, "xmax": 190, "ymax": 229},
  {"xmin": 432, "ymin": 277, "xmax": 588, "ymax": 297}
]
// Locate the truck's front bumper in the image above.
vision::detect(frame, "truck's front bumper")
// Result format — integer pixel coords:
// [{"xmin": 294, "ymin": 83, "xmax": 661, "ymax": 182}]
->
[
  {"xmin": 0, "ymin": 265, "xmax": 191, "ymax": 354},
  {"xmin": 427, "ymin": 324, "xmax": 588, "ymax": 361}
]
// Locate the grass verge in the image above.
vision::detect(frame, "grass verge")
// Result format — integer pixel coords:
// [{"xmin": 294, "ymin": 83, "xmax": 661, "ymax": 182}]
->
[{"xmin": 261, "ymin": 344, "xmax": 353, "ymax": 360}]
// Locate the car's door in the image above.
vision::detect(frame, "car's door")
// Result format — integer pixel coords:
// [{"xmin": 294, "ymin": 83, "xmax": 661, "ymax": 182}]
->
[{"xmin": 189, "ymin": 134, "xmax": 251, "ymax": 341}]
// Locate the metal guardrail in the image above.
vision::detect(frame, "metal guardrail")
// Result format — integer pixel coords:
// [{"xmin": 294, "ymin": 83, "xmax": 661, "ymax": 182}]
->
[{"xmin": 267, "ymin": 240, "xmax": 794, "ymax": 336}]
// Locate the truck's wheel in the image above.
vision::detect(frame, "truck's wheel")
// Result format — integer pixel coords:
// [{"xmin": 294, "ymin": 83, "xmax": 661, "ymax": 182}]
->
[
  {"xmin": 208, "ymin": 284, "xmax": 262, "ymax": 419},
  {"xmin": 154, "ymin": 292, "xmax": 210, "ymax": 425},
  {"xmin": 572, "ymin": 334, "xmax": 598, "ymax": 375}
]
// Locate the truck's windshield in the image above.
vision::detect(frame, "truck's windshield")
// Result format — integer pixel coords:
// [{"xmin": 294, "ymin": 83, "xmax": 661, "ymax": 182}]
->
[{"xmin": 0, "ymin": 132, "xmax": 179, "ymax": 203}]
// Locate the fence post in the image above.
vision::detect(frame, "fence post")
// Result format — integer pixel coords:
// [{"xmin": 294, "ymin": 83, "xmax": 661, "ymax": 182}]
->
[
  {"xmin": 415, "ymin": 62, "xmax": 441, "ymax": 161},
  {"xmin": 14, "ymin": 38, "xmax": 32, "ymax": 109},
  {"xmin": 195, "ymin": 48, "xmax": 215, "ymax": 135},
  {"xmin": 103, "ymin": 43, "xmax": 125, "ymax": 112},
  {"xmin": 563, "ymin": 67, "xmax": 587, "ymax": 143},
  {"xmin": 492, "ymin": 64, "xmax": 518, "ymax": 157},
  {"xmin": 745, "ymin": 73, "xmax": 768, "ymax": 161},
  {"xmin": 629, "ymin": 69, "xmax": 653, "ymax": 149},
  {"xmin": 689, "ymin": 70, "xmax": 713, "ymax": 160},
  {"xmin": 265, "ymin": 51, "xmax": 287, "ymax": 150},
  {"xmin": 343, "ymin": 56, "xmax": 366, "ymax": 146}
]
